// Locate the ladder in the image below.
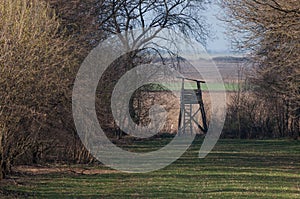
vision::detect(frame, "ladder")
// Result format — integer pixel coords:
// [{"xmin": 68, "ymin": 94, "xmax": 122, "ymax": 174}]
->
[{"xmin": 178, "ymin": 77, "xmax": 208, "ymax": 135}]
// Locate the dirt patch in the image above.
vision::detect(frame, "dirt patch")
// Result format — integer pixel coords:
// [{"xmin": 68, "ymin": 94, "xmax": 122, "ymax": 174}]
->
[{"xmin": 13, "ymin": 165, "xmax": 119, "ymax": 175}]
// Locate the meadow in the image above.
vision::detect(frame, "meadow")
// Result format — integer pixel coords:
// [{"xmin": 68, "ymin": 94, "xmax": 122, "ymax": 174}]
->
[
  {"xmin": 150, "ymin": 82, "xmax": 238, "ymax": 92},
  {"xmin": 1, "ymin": 138, "xmax": 299, "ymax": 198}
]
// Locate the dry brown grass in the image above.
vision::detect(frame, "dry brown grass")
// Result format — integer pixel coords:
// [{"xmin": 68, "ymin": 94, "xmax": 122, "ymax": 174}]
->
[{"xmin": 13, "ymin": 165, "xmax": 119, "ymax": 175}]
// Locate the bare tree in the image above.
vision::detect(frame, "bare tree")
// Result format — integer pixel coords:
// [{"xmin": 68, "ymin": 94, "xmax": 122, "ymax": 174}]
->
[
  {"xmin": 220, "ymin": 0, "xmax": 300, "ymax": 137},
  {"xmin": 46, "ymin": 0, "xmax": 107, "ymax": 51},
  {"xmin": 99, "ymin": 0, "xmax": 209, "ymax": 50},
  {"xmin": 0, "ymin": 0, "xmax": 80, "ymax": 179},
  {"xmin": 93, "ymin": 0, "xmax": 211, "ymax": 138}
]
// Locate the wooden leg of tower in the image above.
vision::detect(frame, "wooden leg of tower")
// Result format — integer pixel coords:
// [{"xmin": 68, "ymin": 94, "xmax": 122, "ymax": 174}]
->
[
  {"xmin": 178, "ymin": 108, "xmax": 182, "ymax": 136},
  {"xmin": 189, "ymin": 104, "xmax": 193, "ymax": 135}
]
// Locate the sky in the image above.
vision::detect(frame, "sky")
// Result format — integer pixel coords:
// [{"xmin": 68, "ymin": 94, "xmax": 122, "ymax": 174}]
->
[{"xmin": 203, "ymin": 3, "xmax": 231, "ymax": 54}]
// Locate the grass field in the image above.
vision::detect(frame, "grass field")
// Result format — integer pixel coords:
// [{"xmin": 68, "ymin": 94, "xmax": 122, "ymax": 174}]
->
[{"xmin": 1, "ymin": 138, "xmax": 299, "ymax": 198}]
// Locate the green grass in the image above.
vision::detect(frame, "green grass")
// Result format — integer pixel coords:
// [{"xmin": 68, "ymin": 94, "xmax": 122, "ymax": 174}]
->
[{"xmin": 1, "ymin": 139, "xmax": 300, "ymax": 198}]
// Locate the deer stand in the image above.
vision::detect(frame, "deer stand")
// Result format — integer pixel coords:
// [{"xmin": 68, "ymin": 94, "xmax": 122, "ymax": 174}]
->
[{"xmin": 177, "ymin": 78, "xmax": 208, "ymax": 136}]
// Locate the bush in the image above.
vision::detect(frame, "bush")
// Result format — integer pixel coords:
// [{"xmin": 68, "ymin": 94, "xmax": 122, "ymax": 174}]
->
[{"xmin": 0, "ymin": 0, "xmax": 85, "ymax": 178}]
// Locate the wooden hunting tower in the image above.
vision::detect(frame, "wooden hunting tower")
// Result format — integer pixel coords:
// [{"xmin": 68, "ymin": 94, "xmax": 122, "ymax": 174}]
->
[{"xmin": 177, "ymin": 77, "xmax": 208, "ymax": 135}]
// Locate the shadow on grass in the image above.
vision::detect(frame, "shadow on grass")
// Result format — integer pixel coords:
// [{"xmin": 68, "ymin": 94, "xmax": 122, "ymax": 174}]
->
[{"xmin": 1, "ymin": 138, "xmax": 299, "ymax": 198}]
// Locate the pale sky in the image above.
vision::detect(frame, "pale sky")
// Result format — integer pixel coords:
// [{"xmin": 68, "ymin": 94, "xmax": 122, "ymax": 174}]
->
[{"xmin": 204, "ymin": 3, "xmax": 231, "ymax": 54}]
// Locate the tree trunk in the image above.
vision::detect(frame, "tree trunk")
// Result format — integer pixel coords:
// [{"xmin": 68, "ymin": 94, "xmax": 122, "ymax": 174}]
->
[{"xmin": 0, "ymin": 159, "xmax": 7, "ymax": 180}]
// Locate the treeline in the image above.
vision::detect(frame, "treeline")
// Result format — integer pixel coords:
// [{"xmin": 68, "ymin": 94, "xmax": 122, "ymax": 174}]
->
[
  {"xmin": 221, "ymin": 0, "xmax": 300, "ymax": 139},
  {"xmin": 0, "ymin": 0, "xmax": 100, "ymax": 179}
]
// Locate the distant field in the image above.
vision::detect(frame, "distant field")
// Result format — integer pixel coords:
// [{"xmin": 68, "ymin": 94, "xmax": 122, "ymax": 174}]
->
[
  {"xmin": 144, "ymin": 82, "xmax": 239, "ymax": 92},
  {"xmin": 1, "ymin": 138, "xmax": 299, "ymax": 198}
]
